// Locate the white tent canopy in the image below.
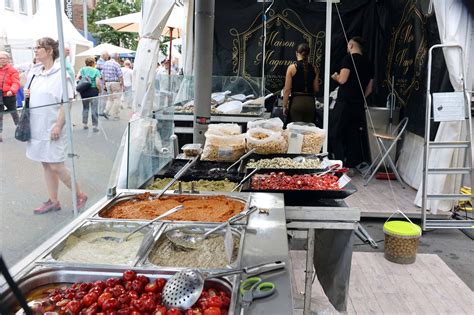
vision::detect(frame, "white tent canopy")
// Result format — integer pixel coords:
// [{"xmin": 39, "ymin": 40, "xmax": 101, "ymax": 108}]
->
[
  {"xmin": 76, "ymin": 43, "xmax": 135, "ymax": 57},
  {"xmin": 4, "ymin": 0, "xmax": 92, "ymax": 65},
  {"xmin": 7, "ymin": 1, "xmax": 92, "ymax": 48}
]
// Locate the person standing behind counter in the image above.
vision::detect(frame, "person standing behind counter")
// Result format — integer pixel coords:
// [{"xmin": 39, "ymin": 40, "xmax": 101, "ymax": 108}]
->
[
  {"xmin": 330, "ymin": 36, "xmax": 373, "ymax": 168},
  {"xmin": 25, "ymin": 37, "xmax": 88, "ymax": 214},
  {"xmin": 282, "ymin": 43, "xmax": 320, "ymax": 123}
]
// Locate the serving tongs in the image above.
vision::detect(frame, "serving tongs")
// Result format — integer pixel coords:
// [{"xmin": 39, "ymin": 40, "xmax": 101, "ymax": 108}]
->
[
  {"xmin": 232, "ymin": 168, "xmax": 259, "ymax": 192},
  {"xmin": 156, "ymin": 154, "xmax": 201, "ymax": 199},
  {"xmin": 315, "ymin": 163, "xmax": 348, "ymax": 177},
  {"xmin": 0, "ymin": 255, "xmax": 33, "ymax": 315},
  {"xmin": 210, "ymin": 149, "xmax": 256, "ymax": 173}
]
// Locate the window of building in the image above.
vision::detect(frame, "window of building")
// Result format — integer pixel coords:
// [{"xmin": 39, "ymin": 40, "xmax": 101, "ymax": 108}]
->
[
  {"xmin": 4, "ymin": 0, "xmax": 13, "ymax": 10},
  {"xmin": 19, "ymin": 0, "xmax": 27, "ymax": 13},
  {"xmin": 32, "ymin": 0, "xmax": 39, "ymax": 14}
]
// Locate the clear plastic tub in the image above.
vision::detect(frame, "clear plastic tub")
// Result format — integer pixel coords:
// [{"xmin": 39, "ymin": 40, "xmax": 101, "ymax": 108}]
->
[
  {"xmin": 383, "ymin": 220, "xmax": 421, "ymax": 264},
  {"xmin": 182, "ymin": 143, "xmax": 202, "ymax": 157}
]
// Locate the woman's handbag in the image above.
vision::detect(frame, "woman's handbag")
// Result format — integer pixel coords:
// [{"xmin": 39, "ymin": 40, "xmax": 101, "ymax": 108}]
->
[
  {"xmin": 15, "ymin": 75, "xmax": 35, "ymax": 142},
  {"xmin": 0, "ymin": 70, "xmax": 7, "ymax": 106},
  {"xmin": 76, "ymin": 75, "xmax": 91, "ymax": 93}
]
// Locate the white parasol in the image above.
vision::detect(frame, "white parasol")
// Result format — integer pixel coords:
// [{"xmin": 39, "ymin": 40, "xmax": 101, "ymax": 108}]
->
[
  {"xmin": 75, "ymin": 43, "xmax": 135, "ymax": 56},
  {"xmin": 95, "ymin": 7, "xmax": 183, "ymax": 75},
  {"xmin": 95, "ymin": 12, "xmax": 141, "ymax": 32}
]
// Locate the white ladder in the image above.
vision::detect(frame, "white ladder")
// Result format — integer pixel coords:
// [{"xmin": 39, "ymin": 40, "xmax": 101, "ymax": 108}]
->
[{"xmin": 422, "ymin": 44, "xmax": 474, "ymax": 230}]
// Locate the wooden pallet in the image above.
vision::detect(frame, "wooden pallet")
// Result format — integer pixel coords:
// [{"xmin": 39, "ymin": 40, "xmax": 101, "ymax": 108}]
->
[
  {"xmin": 345, "ymin": 174, "xmax": 451, "ymax": 219},
  {"xmin": 291, "ymin": 251, "xmax": 474, "ymax": 314}
]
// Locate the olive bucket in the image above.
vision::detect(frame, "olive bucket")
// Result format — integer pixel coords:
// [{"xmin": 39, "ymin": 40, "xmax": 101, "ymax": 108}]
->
[{"xmin": 383, "ymin": 210, "xmax": 421, "ymax": 264}]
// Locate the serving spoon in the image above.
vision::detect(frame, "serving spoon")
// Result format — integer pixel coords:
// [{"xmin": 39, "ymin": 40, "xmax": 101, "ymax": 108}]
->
[
  {"xmin": 165, "ymin": 206, "xmax": 258, "ymax": 250},
  {"xmin": 91, "ymin": 205, "xmax": 185, "ymax": 243}
]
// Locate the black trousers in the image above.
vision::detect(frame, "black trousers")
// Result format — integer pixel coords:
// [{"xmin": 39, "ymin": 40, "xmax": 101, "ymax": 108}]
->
[
  {"xmin": 328, "ymin": 100, "xmax": 370, "ymax": 167},
  {"xmin": 80, "ymin": 88, "xmax": 99, "ymax": 127},
  {"xmin": 288, "ymin": 95, "xmax": 316, "ymax": 124},
  {"xmin": 0, "ymin": 95, "xmax": 19, "ymax": 133}
]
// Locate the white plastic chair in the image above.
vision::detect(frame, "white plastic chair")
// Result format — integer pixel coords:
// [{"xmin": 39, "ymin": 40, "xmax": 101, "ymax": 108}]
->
[{"xmin": 363, "ymin": 117, "xmax": 409, "ymax": 188}]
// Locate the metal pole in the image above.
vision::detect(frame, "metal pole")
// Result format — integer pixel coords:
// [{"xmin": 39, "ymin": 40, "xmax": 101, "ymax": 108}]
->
[
  {"xmin": 83, "ymin": 0, "xmax": 88, "ymax": 40},
  {"xmin": 169, "ymin": 27, "xmax": 174, "ymax": 75},
  {"xmin": 55, "ymin": 0, "xmax": 78, "ymax": 215},
  {"xmin": 303, "ymin": 229, "xmax": 316, "ymax": 315},
  {"xmin": 322, "ymin": 0, "xmax": 332, "ymax": 153},
  {"xmin": 261, "ymin": 0, "xmax": 274, "ymax": 98},
  {"xmin": 193, "ymin": 0, "xmax": 215, "ymax": 144},
  {"xmin": 261, "ymin": 0, "xmax": 267, "ymax": 97},
  {"xmin": 422, "ymin": 46, "xmax": 435, "ymax": 230}
]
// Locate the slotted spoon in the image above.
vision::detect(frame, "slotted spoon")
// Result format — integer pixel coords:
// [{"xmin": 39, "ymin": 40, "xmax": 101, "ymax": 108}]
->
[{"xmin": 162, "ymin": 261, "xmax": 285, "ymax": 309}]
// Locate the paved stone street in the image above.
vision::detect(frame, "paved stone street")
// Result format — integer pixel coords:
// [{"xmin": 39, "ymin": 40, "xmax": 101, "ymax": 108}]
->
[{"xmin": 0, "ymin": 98, "xmax": 131, "ymax": 267}]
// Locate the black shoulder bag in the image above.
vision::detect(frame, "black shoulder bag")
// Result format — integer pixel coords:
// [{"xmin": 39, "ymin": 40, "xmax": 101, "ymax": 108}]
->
[
  {"xmin": 0, "ymin": 70, "xmax": 7, "ymax": 106},
  {"xmin": 14, "ymin": 75, "xmax": 35, "ymax": 142}
]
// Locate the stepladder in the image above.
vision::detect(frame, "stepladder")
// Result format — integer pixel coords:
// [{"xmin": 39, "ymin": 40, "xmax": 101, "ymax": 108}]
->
[{"xmin": 422, "ymin": 44, "xmax": 474, "ymax": 230}]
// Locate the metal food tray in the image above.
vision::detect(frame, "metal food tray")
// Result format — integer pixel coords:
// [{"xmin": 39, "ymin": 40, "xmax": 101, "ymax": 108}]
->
[
  {"xmin": 151, "ymin": 159, "xmax": 243, "ymax": 182},
  {"xmin": 36, "ymin": 220, "xmax": 160, "ymax": 267},
  {"xmin": 0, "ymin": 266, "xmax": 237, "ymax": 314},
  {"xmin": 140, "ymin": 223, "xmax": 245, "ymax": 271},
  {"xmin": 241, "ymin": 168, "xmax": 357, "ymax": 202},
  {"xmin": 93, "ymin": 192, "xmax": 250, "ymax": 225},
  {"xmin": 241, "ymin": 153, "xmax": 326, "ymax": 173}
]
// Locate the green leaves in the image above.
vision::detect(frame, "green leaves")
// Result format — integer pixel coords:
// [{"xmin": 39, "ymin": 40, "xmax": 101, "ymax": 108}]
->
[{"xmin": 88, "ymin": 0, "xmax": 141, "ymax": 50}]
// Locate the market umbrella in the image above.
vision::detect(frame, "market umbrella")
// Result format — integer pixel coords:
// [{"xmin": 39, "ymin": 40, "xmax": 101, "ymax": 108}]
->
[
  {"xmin": 162, "ymin": 6, "xmax": 183, "ymax": 74},
  {"xmin": 95, "ymin": 12, "xmax": 141, "ymax": 32},
  {"xmin": 75, "ymin": 43, "xmax": 135, "ymax": 57},
  {"xmin": 96, "ymin": 8, "xmax": 183, "ymax": 75}
]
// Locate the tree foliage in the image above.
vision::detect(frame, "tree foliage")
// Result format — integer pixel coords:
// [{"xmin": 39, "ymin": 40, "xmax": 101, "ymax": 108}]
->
[{"xmin": 88, "ymin": 0, "xmax": 141, "ymax": 50}]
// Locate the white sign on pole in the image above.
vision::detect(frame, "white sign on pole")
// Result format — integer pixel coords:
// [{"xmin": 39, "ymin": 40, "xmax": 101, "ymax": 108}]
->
[
  {"xmin": 64, "ymin": 0, "xmax": 73, "ymax": 21},
  {"xmin": 432, "ymin": 92, "xmax": 465, "ymax": 122}
]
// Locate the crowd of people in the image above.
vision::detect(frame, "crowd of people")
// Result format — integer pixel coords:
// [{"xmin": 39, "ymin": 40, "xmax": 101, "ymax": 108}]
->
[{"xmin": 0, "ymin": 37, "xmax": 182, "ymax": 215}]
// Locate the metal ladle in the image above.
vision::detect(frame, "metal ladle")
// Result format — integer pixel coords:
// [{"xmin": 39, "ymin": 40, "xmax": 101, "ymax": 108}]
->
[
  {"xmin": 165, "ymin": 206, "xmax": 258, "ymax": 250},
  {"xmin": 162, "ymin": 261, "xmax": 286, "ymax": 310},
  {"xmin": 91, "ymin": 205, "xmax": 185, "ymax": 243}
]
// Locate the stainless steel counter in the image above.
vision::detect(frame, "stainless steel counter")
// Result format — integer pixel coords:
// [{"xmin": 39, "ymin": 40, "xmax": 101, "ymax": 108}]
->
[{"xmin": 238, "ymin": 192, "xmax": 294, "ymax": 314}]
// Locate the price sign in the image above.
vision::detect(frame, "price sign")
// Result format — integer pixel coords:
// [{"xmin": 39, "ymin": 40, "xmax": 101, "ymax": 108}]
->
[{"xmin": 432, "ymin": 92, "xmax": 465, "ymax": 122}]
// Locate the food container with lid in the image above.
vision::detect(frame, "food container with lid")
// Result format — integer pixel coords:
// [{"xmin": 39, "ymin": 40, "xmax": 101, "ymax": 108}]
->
[
  {"xmin": 182, "ymin": 143, "xmax": 202, "ymax": 157},
  {"xmin": 383, "ymin": 218, "xmax": 421, "ymax": 264}
]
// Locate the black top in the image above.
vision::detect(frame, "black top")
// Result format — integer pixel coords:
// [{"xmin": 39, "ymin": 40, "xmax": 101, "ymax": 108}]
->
[
  {"xmin": 292, "ymin": 60, "xmax": 317, "ymax": 94},
  {"xmin": 337, "ymin": 53, "xmax": 373, "ymax": 103}
]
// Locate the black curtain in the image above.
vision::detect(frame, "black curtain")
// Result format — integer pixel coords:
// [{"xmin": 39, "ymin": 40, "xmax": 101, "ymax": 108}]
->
[{"xmin": 212, "ymin": 0, "xmax": 452, "ymax": 137}]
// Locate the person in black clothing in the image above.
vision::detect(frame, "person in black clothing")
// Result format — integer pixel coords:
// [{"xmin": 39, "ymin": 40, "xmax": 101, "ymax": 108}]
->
[
  {"xmin": 329, "ymin": 36, "xmax": 373, "ymax": 168},
  {"xmin": 282, "ymin": 43, "xmax": 320, "ymax": 123}
]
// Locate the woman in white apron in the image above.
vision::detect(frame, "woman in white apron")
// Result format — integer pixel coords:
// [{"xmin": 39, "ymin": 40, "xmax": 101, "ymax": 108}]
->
[{"xmin": 25, "ymin": 37, "xmax": 88, "ymax": 214}]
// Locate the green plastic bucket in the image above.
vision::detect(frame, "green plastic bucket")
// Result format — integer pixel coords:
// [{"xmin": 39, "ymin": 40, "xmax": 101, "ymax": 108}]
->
[{"xmin": 383, "ymin": 215, "xmax": 421, "ymax": 264}]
